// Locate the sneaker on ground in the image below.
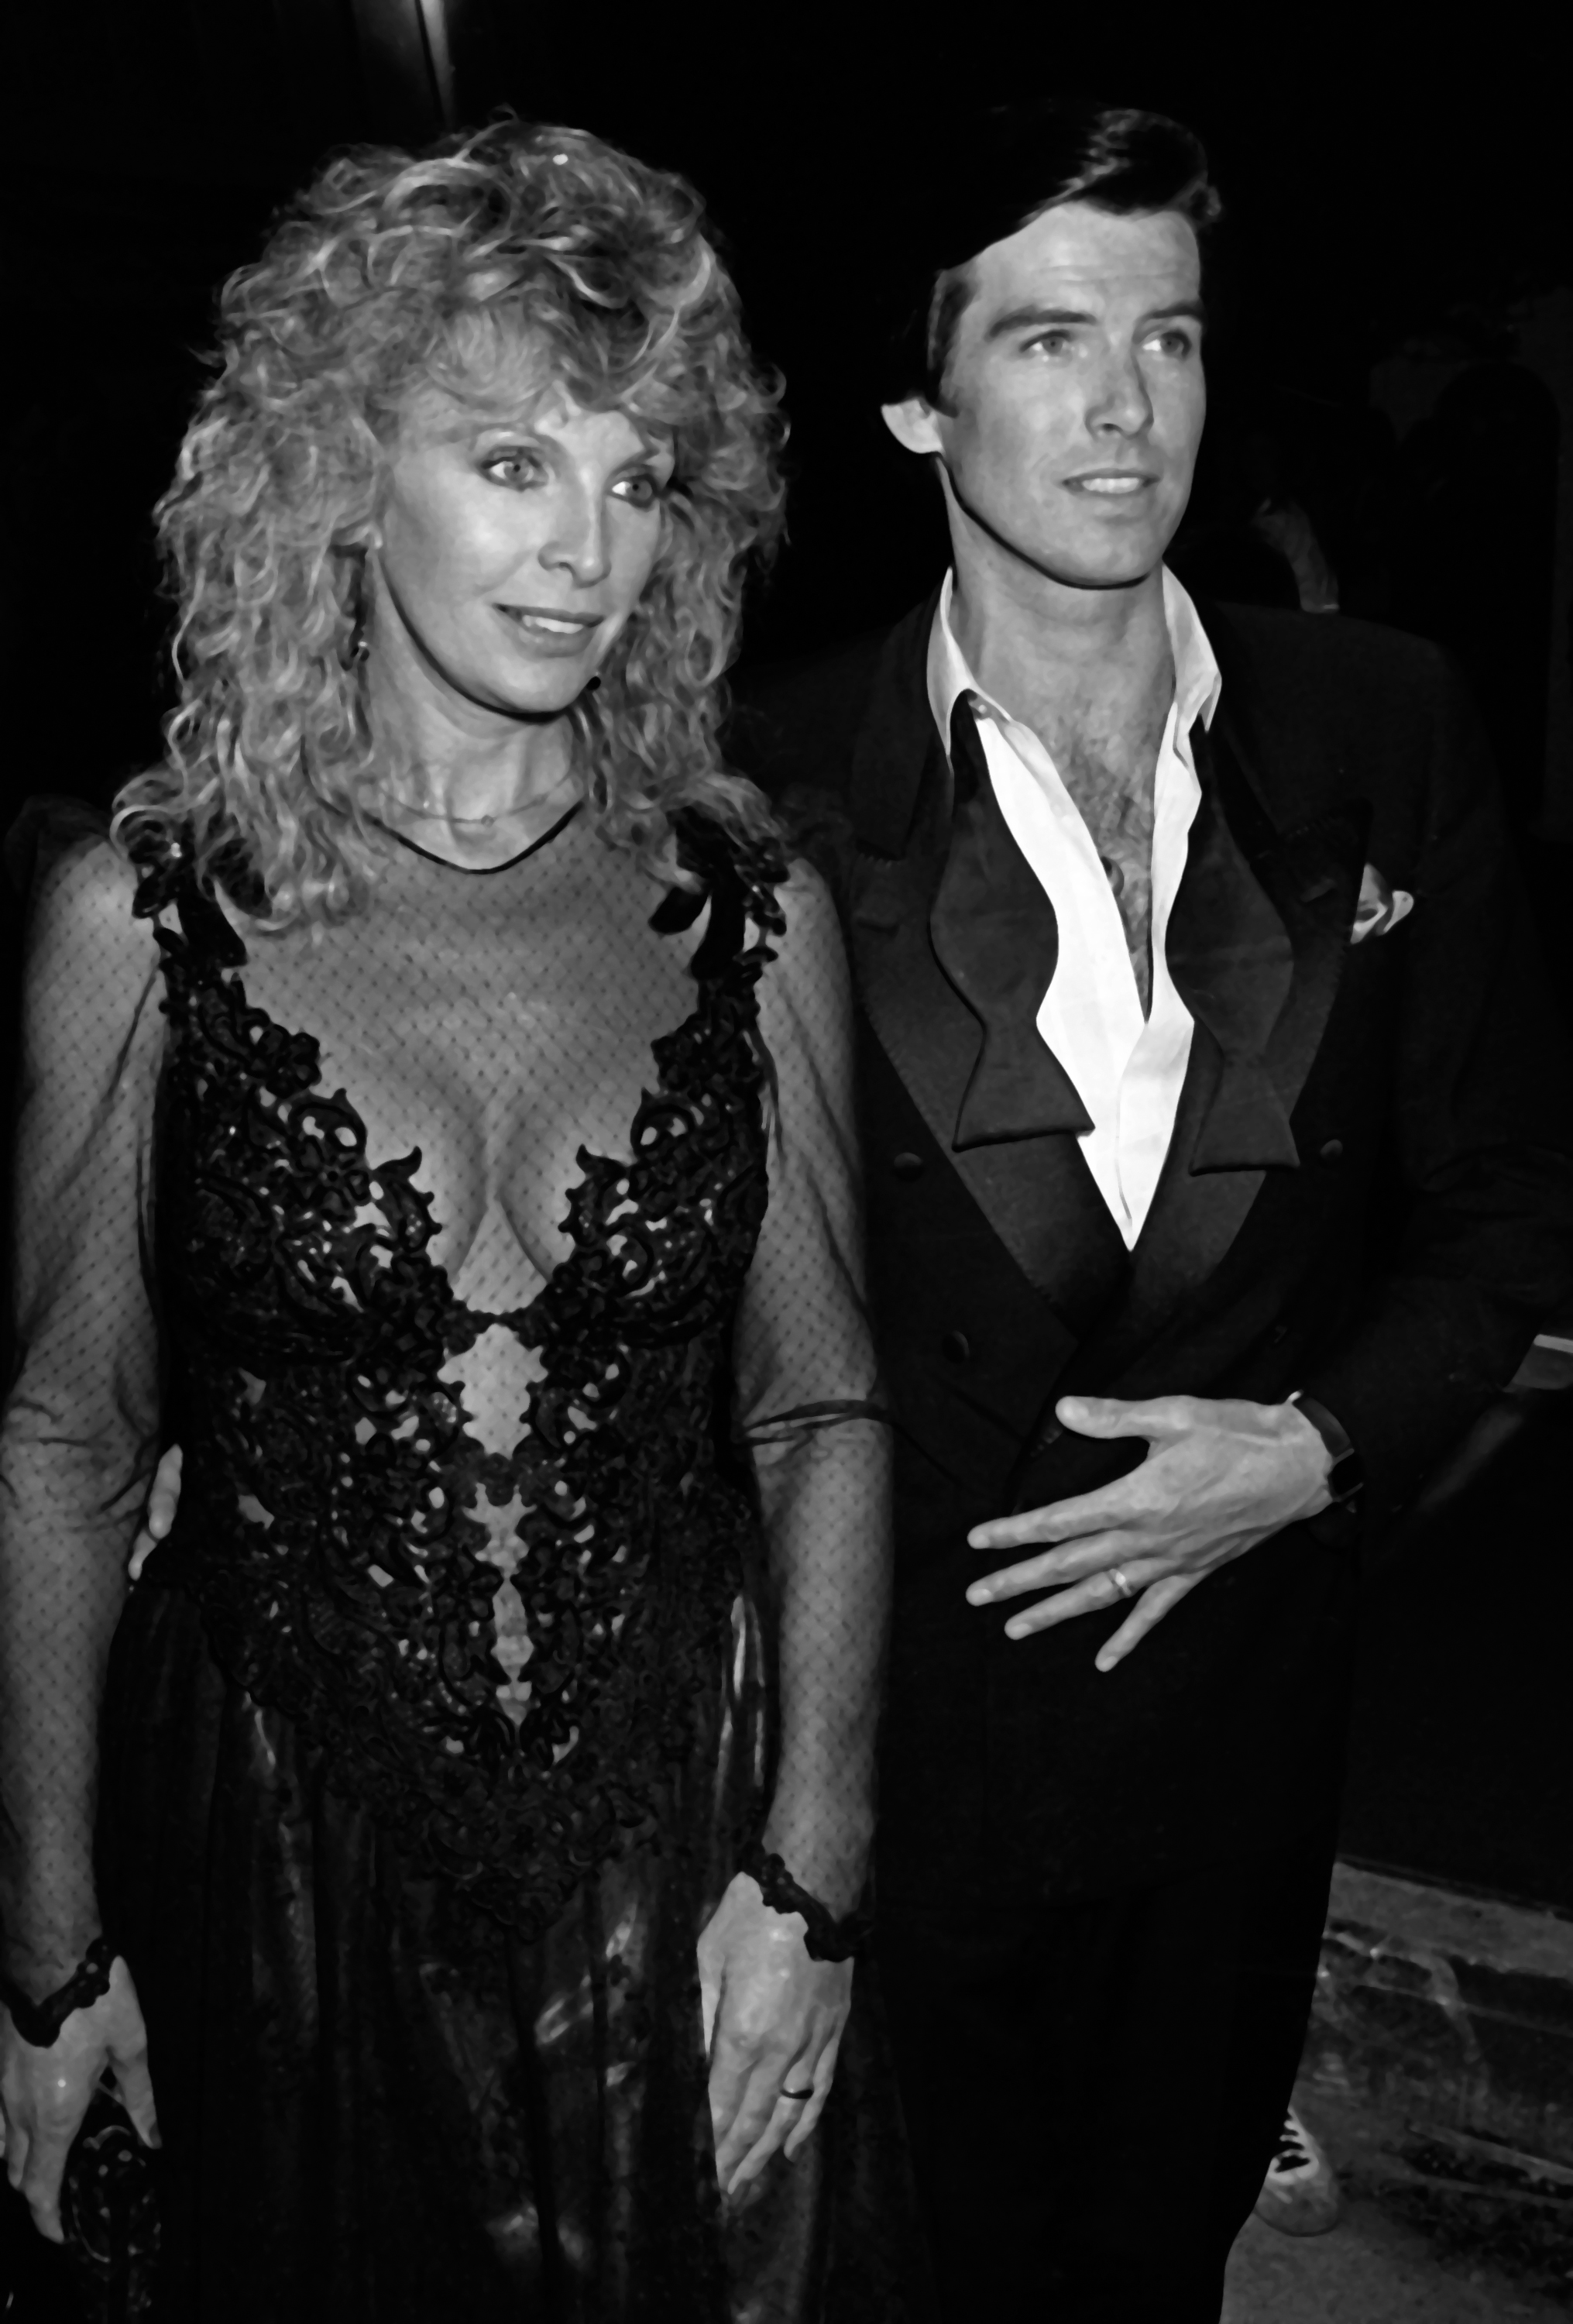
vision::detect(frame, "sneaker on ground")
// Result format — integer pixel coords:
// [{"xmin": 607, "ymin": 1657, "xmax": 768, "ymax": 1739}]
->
[{"xmin": 1253, "ymin": 2104, "xmax": 1341, "ymax": 2236}]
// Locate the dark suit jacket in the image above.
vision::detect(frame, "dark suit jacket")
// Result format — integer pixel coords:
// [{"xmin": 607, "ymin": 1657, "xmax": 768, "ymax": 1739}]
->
[{"xmin": 728, "ymin": 589, "xmax": 1573, "ymax": 1908}]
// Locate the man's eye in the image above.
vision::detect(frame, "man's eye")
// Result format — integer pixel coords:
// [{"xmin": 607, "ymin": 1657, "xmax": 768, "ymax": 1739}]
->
[
  {"xmin": 1149, "ymin": 330, "xmax": 1197, "ymax": 358},
  {"xmin": 1027, "ymin": 331, "xmax": 1073, "ymax": 356}
]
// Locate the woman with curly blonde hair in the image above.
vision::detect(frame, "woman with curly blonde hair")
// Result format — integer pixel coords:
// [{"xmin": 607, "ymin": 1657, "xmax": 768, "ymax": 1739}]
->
[{"xmin": 0, "ymin": 121, "xmax": 916, "ymax": 2318}]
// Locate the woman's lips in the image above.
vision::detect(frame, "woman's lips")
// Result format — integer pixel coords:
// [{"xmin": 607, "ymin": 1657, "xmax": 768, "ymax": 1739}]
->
[{"xmin": 494, "ymin": 604, "xmax": 601, "ymax": 651}]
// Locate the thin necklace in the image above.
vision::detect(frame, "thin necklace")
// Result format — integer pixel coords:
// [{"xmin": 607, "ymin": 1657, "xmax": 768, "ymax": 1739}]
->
[{"xmin": 382, "ymin": 785, "xmax": 568, "ymax": 830}]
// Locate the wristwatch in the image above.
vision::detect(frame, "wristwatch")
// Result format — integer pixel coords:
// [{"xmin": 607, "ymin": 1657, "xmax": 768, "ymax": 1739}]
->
[{"xmin": 1289, "ymin": 1391, "xmax": 1363, "ymax": 1505}]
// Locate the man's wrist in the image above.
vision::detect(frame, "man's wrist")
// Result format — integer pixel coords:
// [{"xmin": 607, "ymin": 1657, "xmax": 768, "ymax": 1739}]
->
[{"xmin": 1288, "ymin": 1391, "xmax": 1363, "ymax": 1506}]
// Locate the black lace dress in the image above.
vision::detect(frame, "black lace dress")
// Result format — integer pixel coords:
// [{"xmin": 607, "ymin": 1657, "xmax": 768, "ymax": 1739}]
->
[{"xmin": 0, "ymin": 799, "xmax": 922, "ymax": 2322}]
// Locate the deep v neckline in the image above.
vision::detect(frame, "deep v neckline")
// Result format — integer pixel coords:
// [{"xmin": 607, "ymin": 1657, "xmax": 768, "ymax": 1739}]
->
[{"xmin": 186, "ymin": 921, "xmax": 716, "ymax": 1347}]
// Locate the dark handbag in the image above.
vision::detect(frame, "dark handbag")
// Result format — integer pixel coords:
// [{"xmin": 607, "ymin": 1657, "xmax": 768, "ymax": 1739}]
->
[{"xmin": 58, "ymin": 2075, "xmax": 162, "ymax": 2322}]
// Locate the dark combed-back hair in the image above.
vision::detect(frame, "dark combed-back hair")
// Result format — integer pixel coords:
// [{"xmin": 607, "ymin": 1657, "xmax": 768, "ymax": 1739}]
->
[
  {"xmin": 115, "ymin": 118, "xmax": 785, "ymax": 927},
  {"xmin": 881, "ymin": 100, "xmax": 1221, "ymax": 410}
]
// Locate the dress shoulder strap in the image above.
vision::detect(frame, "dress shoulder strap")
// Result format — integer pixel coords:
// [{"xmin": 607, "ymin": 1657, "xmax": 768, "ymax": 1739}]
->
[
  {"xmin": 124, "ymin": 820, "xmax": 249, "ymax": 971},
  {"xmin": 648, "ymin": 809, "xmax": 788, "ymax": 981}
]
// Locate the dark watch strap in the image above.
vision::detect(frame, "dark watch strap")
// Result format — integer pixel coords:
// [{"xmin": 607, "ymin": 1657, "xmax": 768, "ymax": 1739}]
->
[
  {"xmin": 738, "ymin": 1843, "xmax": 871, "ymax": 1962},
  {"xmin": 1290, "ymin": 1392, "xmax": 1363, "ymax": 1504},
  {"xmin": 0, "ymin": 1937, "xmax": 115, "ymax": 2049}
]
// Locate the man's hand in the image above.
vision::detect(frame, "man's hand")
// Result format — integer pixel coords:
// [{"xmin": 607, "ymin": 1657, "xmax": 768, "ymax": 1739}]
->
[
  {"xmin": 699, "ymin": 1872, "xmax": 853, "ymax": 2202},
  {"xmin": 129, "ymin": 1445, "xmax": 183, "ymax": 1582},
  {"xmin": 967, "ymin": 1394, "xmax": 1334, "ymax": 1671}
]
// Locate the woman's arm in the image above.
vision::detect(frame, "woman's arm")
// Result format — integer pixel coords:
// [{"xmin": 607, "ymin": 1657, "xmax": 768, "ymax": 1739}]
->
[
  {"xmin": 0, "ymin": 829, "xmax": 165, "ymax": 2232},
  {"xmin": 701, "ymin": 860, "xmax": 891, "ymax": 2197}
]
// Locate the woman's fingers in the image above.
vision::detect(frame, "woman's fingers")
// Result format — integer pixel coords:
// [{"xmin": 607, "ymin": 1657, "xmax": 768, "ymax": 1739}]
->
[
  {"xmin": 108, "ymin": 2045, "xmax": 160, "ymax": 2149},
  {"xmin": 781, "ymin": 2020, "xmax": 842, "ymax": 2161},
  {"xmin": 129, "ymin": 1444, "xmax": 183, "ymax": 1580},
  {"xmin": 722, "ymin": 2034, "xmax": 830, "ymax": 2194},
  {"xmin": 711, "ymin": 2057, "xmax": 781, "ymax": 2187},
  {"xmin": 19, "ymin": 2118, "xmax": 72, "ymax": 2242}
]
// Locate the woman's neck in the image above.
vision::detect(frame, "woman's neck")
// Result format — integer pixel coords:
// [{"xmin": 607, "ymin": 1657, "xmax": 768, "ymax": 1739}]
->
[{"xmin": 366, "ymin": 641, "xmax": 581, "ymax": 864}]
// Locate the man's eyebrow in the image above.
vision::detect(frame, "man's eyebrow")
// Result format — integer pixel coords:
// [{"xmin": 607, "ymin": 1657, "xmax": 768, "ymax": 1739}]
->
[{"xmin": 984, "ymin": 296, "xmax": 1208, "ymax": 341}]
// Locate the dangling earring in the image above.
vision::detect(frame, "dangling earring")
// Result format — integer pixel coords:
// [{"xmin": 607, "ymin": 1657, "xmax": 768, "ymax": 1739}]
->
[
  {"xmin": 342, "ymin": 549, "xmax": 371, "ymax": 670},
  {"xmin": 582, "ymin": 673, "xmax": 601, "ymax": 694}
]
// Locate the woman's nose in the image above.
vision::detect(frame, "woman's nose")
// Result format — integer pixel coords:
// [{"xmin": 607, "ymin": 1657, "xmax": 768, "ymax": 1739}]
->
[{"xmin": 541, "ymin": 484, "xmax": 612, "ymax": 585}]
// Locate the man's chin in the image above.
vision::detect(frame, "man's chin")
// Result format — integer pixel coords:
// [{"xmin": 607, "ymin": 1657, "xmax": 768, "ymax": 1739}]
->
[{"xmin": 1030, "ymin": 548, "xmax": 1163, "ymax": 594}]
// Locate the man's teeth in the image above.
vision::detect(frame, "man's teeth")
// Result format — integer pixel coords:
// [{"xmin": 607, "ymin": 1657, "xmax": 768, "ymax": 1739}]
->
[{"xmin": 1077, "ymin": 477, "xmax": 1146, "ymax": 493}]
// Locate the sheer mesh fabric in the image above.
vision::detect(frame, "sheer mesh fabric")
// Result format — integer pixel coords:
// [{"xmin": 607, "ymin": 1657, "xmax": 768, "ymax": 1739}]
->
[{"xmin": 0, "ymin": 799, "xmax": 912, "ymax": 2318}]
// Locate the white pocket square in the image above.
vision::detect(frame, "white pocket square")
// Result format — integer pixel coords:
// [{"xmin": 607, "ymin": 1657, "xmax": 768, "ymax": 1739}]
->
[{"xmin": 1351, "ymin": 864, "xmax": 1413, "ymax": 944}]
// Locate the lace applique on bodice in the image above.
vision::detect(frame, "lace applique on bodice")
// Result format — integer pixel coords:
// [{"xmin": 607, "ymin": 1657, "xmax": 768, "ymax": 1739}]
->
[{"xmin": 135, "ymin": 816, "xmax": 787, "ymax": 1934}]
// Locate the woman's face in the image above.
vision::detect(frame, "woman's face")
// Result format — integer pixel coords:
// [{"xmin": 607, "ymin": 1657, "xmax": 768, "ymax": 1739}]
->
[{"xmin": 367, "ymin": 370, "xmax": 675, "ymax": 724}]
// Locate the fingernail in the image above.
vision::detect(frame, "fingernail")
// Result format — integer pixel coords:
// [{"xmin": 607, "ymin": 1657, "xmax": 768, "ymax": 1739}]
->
[
  {"xmin": 1095, "ymin": 1653, "xmax": 1115, "ymax": 1673},
  {"xmin": 966, "ymin": 1585, "xmax": 990, "ymax": 1604},
  {"xmin": 1005, "ymin": 1620, "xmax": 1027, "ymax": 1640}
]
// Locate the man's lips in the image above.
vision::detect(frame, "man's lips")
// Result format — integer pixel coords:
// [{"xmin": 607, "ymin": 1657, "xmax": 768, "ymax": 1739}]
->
[{"xmin": 1063, "ymin": 473, "xmax": 1159, "ymax": 496}]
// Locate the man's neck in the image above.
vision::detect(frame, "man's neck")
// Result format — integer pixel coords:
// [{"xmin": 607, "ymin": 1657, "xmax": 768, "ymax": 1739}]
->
[{"xmin": 947, "ymin": 533, "xmax": 1173, "ymax": 756}]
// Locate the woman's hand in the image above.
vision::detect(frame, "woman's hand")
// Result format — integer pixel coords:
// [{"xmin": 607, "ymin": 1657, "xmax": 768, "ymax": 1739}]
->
[
  {"xmin": 698, "ymin": 1872, "xmax": 853, "ymax": 2202},
  {"xmin": 0, "ymin": 1957, "xmax": 159, "ymax": 2241},
  {"xmin": 129, "ymin": 1443, "xmax": 183, "ymax": 1581}
]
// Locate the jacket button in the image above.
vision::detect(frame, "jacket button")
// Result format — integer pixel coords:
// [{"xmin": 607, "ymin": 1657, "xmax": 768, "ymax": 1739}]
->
[
  {"xmin": 1319, "ymin": 1138, "xmax": 1345, "ymax": 1166},
  {"xmin": 891, "ymin": 1151, "xmax": 925, "ymax": 1181},
  {"xmin": 941, "ymin": 1331, "xmax": 971, "ymax": 1364}
]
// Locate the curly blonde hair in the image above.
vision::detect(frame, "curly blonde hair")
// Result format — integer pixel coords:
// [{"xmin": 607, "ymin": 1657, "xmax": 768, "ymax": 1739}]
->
[{"xmin": 115, "ymin": 119, "xmax": 786, "ymax": 923}]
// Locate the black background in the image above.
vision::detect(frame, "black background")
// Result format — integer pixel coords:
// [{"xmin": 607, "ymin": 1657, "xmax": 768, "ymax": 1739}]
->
[{"xmin": 2, "ymin": 4, "xmax": 1570, "ymax": 1912}]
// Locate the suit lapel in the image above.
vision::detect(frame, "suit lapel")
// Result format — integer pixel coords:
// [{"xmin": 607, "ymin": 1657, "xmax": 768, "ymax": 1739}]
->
[
  {"xmin": 846, "ymin": 596, "xmax": 1128, "ymax": 1331},
  {"xmin": 850, "ymin": 836, "xmax": 1129, "ymax": 1333},
  {"xmin": 1069, "ymin": 710, "xmax": 1368, "ymax": 1381},
  {"xmin": 845, "ymin": 590, "xmax": 1369, "ymax": 1384}
]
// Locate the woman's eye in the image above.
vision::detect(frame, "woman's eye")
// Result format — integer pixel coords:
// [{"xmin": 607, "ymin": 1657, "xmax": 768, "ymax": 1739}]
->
[
  {"xmin": 483, "ymin": 450, "xmax": 541, "ymax": 487},
  {"xmin": 613, "ymin": 472, "xmax": 665, "ymax": 509}
]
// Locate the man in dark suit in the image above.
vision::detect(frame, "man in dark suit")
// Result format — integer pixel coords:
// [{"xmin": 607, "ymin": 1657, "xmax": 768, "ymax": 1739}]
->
[{"xmin": 728, "ymin": 102, "xmax": 1573, "ymax": 2322}]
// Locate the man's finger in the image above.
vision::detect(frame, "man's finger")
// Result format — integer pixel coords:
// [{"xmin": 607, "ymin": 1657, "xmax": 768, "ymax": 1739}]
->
[
  {"xmin": 996, "ymin": 1563, "xmax": 1160, "ymax": 1639},
  {"xmin": 967, "ymin": 1532, "xmax": 1128, "ymax": 1603},
  {"xmin": 1094, "ymin": 1573, "xmax": 1201, "ymax": 1671},
  {"xmin": 1055, "ymin": 1394, "xmax": 1193, "ymax": 1441},
  {"xmin": 968, "ymin": 1484, "xmax": 1141, "ymax": 1554}
]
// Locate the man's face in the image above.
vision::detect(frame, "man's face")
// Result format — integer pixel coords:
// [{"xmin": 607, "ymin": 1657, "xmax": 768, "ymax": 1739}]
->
[{"xmin": 884, "ymin": 201, "xmax": 1206, "ymax": 592}]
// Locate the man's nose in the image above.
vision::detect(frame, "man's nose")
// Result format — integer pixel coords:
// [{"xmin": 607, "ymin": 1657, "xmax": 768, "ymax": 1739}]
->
[
  {"xmin": 540, "ymin": 483, "xmax": 612, "ymax": 585},
  {"xmin": 1085, "ymin": 347, "xmax": 1155, "ymax": 436}
]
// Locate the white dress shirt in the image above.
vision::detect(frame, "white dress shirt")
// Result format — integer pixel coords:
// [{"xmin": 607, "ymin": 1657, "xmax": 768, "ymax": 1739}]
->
[{"xmin": 929, "ymin": 568, "xmax": 1223, "ymax": 1249}]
